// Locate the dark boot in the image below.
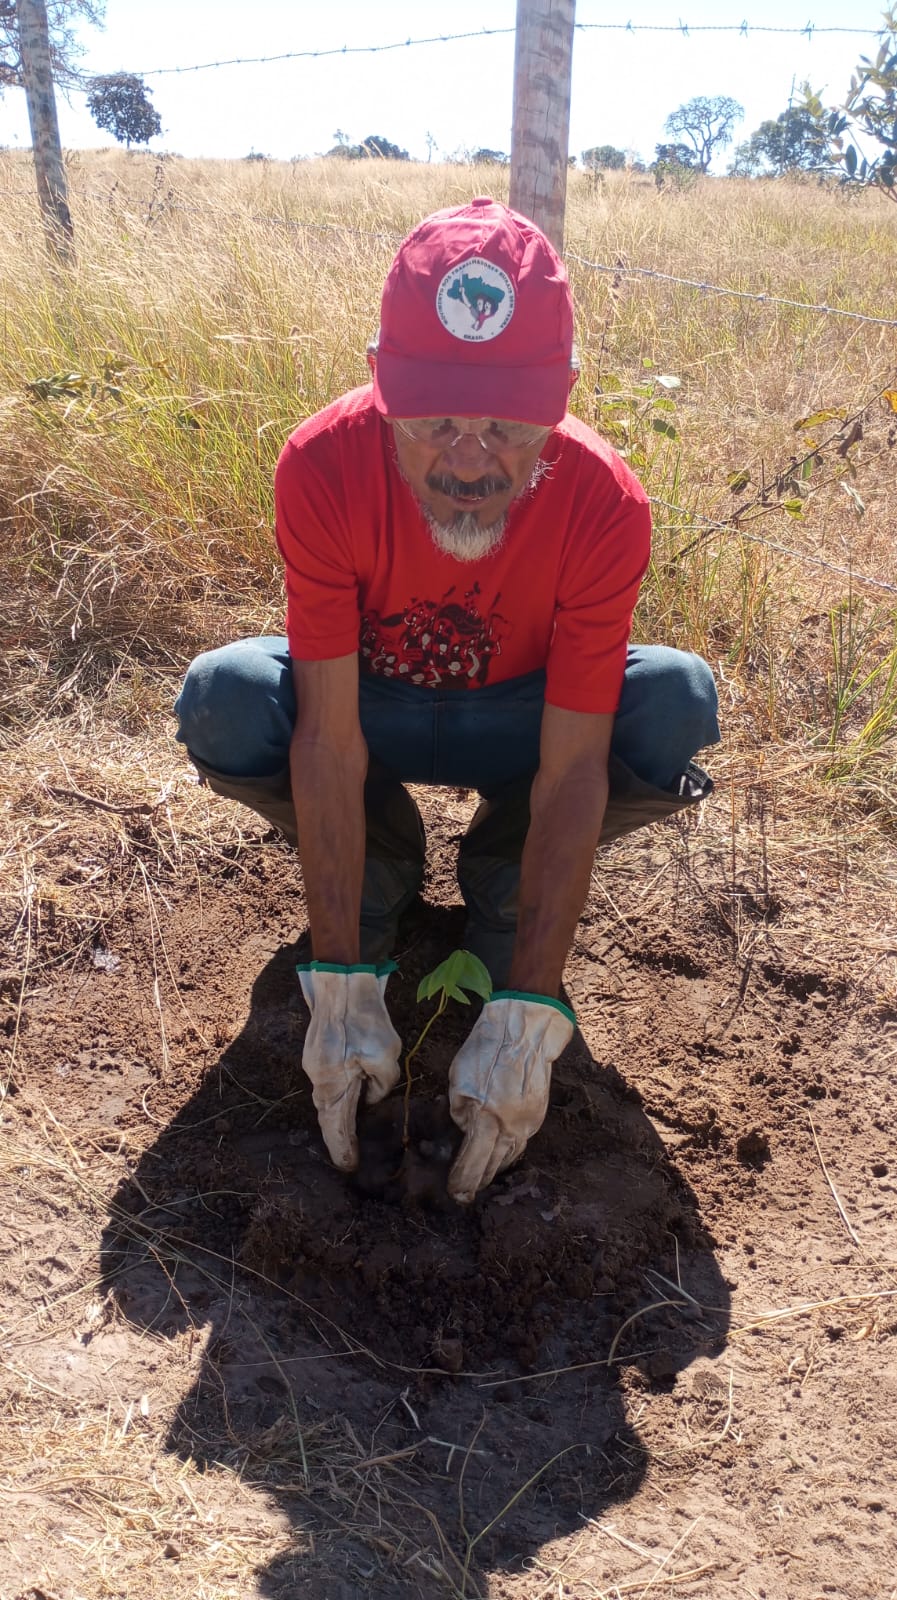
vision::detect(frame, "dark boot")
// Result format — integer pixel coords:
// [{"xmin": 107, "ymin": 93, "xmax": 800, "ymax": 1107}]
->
[
  {"xmin": 457, "ymin": 756, "xmax": 714, "ymax": 989},
  {"xmin": 185, "ymin": 754, "xmax": 425, "ymax": 963},
  {"xmin": 358, "ymin": 763, "xmax": 426, "ymax": 962},
  {"xmin": 457, "ymin": 778, "xmax": 531, "ymax": 990}
]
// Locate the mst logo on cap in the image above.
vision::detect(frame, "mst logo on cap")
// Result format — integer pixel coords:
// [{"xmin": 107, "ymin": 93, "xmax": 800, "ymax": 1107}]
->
[{"xmin": 435, "ymin": 256, "xmax": 516, "ymax": 343}]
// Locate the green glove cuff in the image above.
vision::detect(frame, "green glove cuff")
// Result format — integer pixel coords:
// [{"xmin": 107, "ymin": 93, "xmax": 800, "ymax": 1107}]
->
[
  {"xmin": 490, "ymin": 990, "xmax": 577, "ymax": 1027},
  {"xmin": 296, "ymin": 960, "xmax": 398, "ymax": 978}
]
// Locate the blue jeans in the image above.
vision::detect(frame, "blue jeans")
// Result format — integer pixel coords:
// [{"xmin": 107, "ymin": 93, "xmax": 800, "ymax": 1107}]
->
[
  {"xmin": 175, "ymin": 637, "xmax": 719, "ymax": 798},
  {"xmin": 174, "ymin": 638, "xmax": 720, "ymax": 975}
]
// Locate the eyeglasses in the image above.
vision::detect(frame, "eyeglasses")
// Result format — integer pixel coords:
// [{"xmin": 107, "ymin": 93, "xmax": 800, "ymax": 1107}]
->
[{"xmin": 392, "ymin": 416, "xmax": 552, "ymax": 452}]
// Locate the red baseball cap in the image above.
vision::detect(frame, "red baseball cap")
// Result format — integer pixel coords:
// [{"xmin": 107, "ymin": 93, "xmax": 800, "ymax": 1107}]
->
[{"xmin": 372, "ymin": 196, "xmax": 574, "ymax": 428}]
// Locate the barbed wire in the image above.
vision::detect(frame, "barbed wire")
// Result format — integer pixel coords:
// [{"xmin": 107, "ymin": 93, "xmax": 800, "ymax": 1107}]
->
[
  {"xmin": 156, "ymin": 196, "xmax": 404, "ymax": 242},
  {"xmin": 567, "ymin": 253, "xmax": 897, "ymax": 329},
  {"xmin": 120, "ymin": 199, "xmax": 897, "ymax": 330},
  {"xmin": 8, "ymin": 181, "xmax": 895, "ymax": 331},
  {"xmin": 130, "ymin": 20, "xmax": 886, "ymax": 77},
  {"xmin": 650, "ymin": 497, "xmax": 897, "ymax": 596},
  {"xmin": 9, "ymin": 181, "xmax": 895, "ymax": 329},
  {"xmin": 0, "ymin": 181, "xmax": 406, "ymax": 239}
]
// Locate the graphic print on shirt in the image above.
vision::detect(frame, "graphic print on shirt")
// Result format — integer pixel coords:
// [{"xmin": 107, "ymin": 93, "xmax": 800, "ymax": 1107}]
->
[{"xmin": 360, "ymin": 584, "xmax": 509, "ymax": 688}]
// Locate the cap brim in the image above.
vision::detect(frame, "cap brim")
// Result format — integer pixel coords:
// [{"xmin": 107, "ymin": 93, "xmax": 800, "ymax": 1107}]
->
[{"xmin": 372, "ymin": 352, "xmax": 569, "ymax": 428}]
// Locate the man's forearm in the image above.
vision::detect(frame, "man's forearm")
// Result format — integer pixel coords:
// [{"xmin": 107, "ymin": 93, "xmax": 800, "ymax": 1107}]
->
[
  {"xmin": 508, "ymin": 766, "xmax": 608, "ymax": 998},
  {"xmin": 290, "ymin": 732, "xmax": 367, "ymax": 964}
]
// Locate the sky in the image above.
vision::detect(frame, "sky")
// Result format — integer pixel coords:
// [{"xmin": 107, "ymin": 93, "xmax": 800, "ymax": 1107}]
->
[{"xmin": 0, "ymin": 0, "xmax": 891, "ymax": 170}]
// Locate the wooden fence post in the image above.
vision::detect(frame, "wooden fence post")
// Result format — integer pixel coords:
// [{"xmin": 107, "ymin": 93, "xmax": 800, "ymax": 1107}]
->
[
  {"xmin": 509, "ymin": 0, "xmax": 576, "ymax": 252},
  {"xmin": 17, "ymin": 0, "xmax": 75, "ymax": 261}
]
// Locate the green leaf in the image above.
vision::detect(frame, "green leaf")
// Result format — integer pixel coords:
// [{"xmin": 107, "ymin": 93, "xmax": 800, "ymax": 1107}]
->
[
  {"xmin": 641, "ymin": 356, "xmax": 655, "ymax": 369},
  {"xmin": 416, "ymin": 949, "xmax": 492, "ymax": 1006},
  {"xmin": 845, "ymin": 144, "xmax": 858, "ymax": 176},
  {"xmin": 651, "ymin": 418, "xmax": 678, "ymax": 438},
  {"xmin": 800, "ymin": 456, "xmax": 815, "ymax": 481},
  {"xmin": 782, "ymin": 498, "xmax": 804, "ymax": 518},
  {"xmin": 728, "ymin": 470, "xmax": 751, "ymax": 493},
  {"xmin": 25, "ymin": 370, "xmax": 87, "ymax": 401},
  {"xmin": 794, "ymin": 409, "xmax": 846, "ymax": 430}
]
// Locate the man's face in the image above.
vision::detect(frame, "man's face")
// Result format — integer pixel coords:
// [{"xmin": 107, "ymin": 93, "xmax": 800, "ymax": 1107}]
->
[
  {"xmin": 389, "ymin": 420, "xmax": 548, "ymax": 527},
  {"xmin": 388, "ymin": 418, "xmax": 551, "ymax": 560}
]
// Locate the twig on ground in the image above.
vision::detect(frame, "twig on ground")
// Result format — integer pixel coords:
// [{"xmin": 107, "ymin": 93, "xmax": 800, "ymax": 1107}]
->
[
  {"xmin": 459, "ymin": 1439, "xmax": 585, "ymax": 1599},
  {"xmin": 45, "ymin": 782, "xmax": 161, "ymax": 816},
  {"xmin": 606, "ymin": 1298, "xmax": 688, "ymax": 1369},
  {"xmin": 584, "ymin": 1517, "xmax": 657, "ymax": 1560},
  {"xmin": 602, "ymin": 1563, "xmax": 720, "ymax": 1596},
  {"xmin": 137, "ymin": 858, "xmax": 172, "ymax": 1080},
  {"xmin": 808, "ymin": 1113, "xmax": 861, "ymax": 1247},
  {"xmin": 638, "ymin": 1515, "xmax": 703, "ymax": 1597},
  {"xmin": 733, "ymin": 1287, "xmax": 897, "ymax": 1335}
]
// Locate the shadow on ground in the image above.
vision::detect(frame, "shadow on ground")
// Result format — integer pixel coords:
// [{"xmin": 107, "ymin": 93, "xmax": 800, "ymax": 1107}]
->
[{"xmin": 100, "ymin": 904, "xmax": 730, "ymax": 1598}]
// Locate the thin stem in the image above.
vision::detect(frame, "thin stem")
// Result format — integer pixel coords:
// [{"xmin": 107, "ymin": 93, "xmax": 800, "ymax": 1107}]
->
[{"xmin": 402, "ymin": 991, "xmax": 447, "ymax": 1148}]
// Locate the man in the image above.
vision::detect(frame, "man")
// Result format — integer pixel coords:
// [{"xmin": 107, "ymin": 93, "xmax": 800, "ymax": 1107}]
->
[{"xmin": 175, "ymin": 197, "xmax": 719, "ymax": 1203}]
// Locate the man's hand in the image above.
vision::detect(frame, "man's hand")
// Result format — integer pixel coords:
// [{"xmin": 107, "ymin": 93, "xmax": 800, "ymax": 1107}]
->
[
  {"xmin": 298, "ymin": 963, "xmax": 401, "ymax": 1171},
  {"xmin": 447, "ymin": 994, "xmax": 575, "ymax": 1204}
]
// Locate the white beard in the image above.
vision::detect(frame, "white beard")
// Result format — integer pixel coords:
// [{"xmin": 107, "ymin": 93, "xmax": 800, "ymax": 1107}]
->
[
  {"xmin": 422, "ymin": 508, "xmax": 507, "ymax": 562},
  {"xmin": 420, "ymin": 457, "xmax": 552, "ymax": 563}
]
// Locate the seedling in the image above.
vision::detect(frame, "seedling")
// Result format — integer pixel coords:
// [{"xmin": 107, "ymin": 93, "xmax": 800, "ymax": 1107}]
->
[{"xmin": 402, "ymin": 950, "xmax": 492, "ymax": 1147}]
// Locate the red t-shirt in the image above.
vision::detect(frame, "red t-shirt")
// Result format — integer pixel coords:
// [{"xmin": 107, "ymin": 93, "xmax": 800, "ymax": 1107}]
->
[{"xmin": 274, "ymin": 386, "xmax": 650, "ymax": 715}]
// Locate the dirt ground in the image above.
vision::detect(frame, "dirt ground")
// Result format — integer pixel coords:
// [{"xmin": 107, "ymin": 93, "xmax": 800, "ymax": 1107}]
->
[{"xmin": 2, "ymin": 780, "xmax": 896, "ymax": 1600}]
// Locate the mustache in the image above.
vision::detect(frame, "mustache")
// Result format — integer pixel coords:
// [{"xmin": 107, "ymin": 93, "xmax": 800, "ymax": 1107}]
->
[{"xmin": 426, "ymin": 471, "xmax": 512, "ymax": 500}]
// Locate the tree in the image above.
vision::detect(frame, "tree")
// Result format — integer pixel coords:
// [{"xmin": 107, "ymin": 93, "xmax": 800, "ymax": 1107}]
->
[
  {"xmin": 651, "ymin": 141, "xmax": 699, "ymax": 189},
  {"xmin": 361, "ymin": 133, "xmax": 409, "ymax": 161},
  {"xmin": 730, "ymin": 95, "xmax": 829, "ymax": 177},
  {"xmin": 17, "ymin": 0, "xmax": 74, "ymax": 258},
  {"xmin": 581, "ymin": 144, "xmax": 627, "ymax": 172},
  {"xmin": 663, "ymin": 94, "xmax": 744, "ymax": 172},
  {"xmin": 471, "ymin": 147, "xmax": 508, "ymax": 165},
  {"xmin": 828, "ymin": 7, "xmax": 897, "ymax": 201},
  {"xmin": 1, "ymin": 0, "xmax": 104, "ymax": 93},
  {"xmin": 86, "ymin": 72, "xmax": 161, "ymax": 147},
  {"xmin": 324, "ymin": 132, "xmax": 410, "ymax": 161}
]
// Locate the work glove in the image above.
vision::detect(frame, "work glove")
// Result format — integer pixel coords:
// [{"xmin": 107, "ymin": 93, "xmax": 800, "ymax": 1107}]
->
[
  {"xmin": 447, "ymin": 992, "xmax": 575, "ymax": 1204},
  {"xmin": 297, "ymin": 961, "xmax": 401, "ymax": 1172}
]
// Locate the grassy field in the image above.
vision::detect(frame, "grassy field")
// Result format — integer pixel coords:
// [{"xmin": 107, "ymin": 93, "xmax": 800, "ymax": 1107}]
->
[{"xmin": 1, "ymin": 152, "xmax": 896, "ymax": 1599}]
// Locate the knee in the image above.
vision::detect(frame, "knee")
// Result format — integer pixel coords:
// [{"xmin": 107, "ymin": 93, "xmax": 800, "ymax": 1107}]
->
[
  {"xmin": 175, "ymin": 641, "xmax": 294, "ymax": 775},
  {"xmin": 616, "ymin": 646, "xmax": 720, "ymax": 784},
  {"xmin": 665, "ymin": 651, "xmax": 719, "ymax": 747}
]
